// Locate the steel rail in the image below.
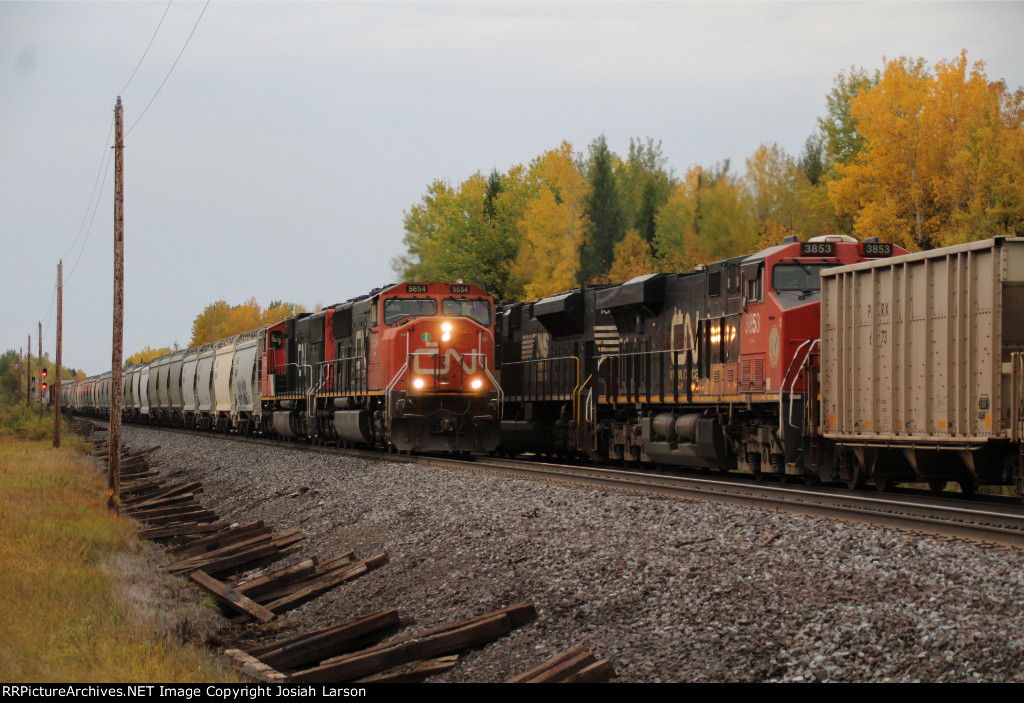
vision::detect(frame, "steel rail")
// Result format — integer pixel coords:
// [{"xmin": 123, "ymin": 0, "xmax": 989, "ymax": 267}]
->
[{"xmin": 84, "ymin": 420, "xmax": 1024, "ymax": 549}]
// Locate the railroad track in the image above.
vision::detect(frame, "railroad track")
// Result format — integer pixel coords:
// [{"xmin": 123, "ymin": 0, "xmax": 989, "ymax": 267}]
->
[{"xmin": 85, "ymin": 419, "xmax": 1024, "ymax": 550}]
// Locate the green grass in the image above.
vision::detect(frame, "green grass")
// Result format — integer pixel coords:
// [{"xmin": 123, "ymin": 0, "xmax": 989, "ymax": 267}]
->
[{"xmin": 0, "ymin": 435, "xmax": 240, "ymax": 682}]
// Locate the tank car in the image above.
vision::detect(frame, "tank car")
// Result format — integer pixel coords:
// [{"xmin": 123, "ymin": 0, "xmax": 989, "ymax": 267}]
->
[{"xmin": 496, "ymin": 235, "xmax": 910, "ymax": 483}]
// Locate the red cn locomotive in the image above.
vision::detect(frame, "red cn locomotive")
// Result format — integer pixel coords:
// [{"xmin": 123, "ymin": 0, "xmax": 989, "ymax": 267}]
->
[{"xmin": 262, "ymin": 282, "xmax": 501, "ymax": 453}]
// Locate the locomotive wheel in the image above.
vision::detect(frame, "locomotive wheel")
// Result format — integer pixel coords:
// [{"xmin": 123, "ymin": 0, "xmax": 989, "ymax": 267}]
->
[
  {"xmin": 957, "ymin": 479, "xmax": 976, "ymax": 496},
  {"xmin": 873, "ymin": 476, "xmax": 890, "ymax": 492},
  {"xmin": 928, "ymin": 480, "xmax": 947, "ymax": 495},
  {"xmin": 803, "ymin": 473, "xmax": 820, "ymax": 487}
]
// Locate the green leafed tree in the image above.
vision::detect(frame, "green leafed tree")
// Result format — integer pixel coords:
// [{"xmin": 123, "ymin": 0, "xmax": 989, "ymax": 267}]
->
[{"xmin": 579, "ymin": 135, "xmax": 624, "ymax": 284}]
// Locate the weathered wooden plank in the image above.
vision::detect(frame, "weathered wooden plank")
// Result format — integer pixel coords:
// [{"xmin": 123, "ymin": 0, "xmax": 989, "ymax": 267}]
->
[
  {"xmin": 123, "ymin": 481, "xmax": 202, "ymax": 507},
  {"xmin": 508, "ymin": 644, "xmax": 590, "ymax": 683},
  {"xmin": 170, "ymin": 543, "xmax": 282, "ymax": 577},
  {"xmin": 250, "ymin": 610, "xmax": 402, "ymax": 671},
  {"xmin": 168, "ymin": 530, "xmax": 283, "ymax": 571},
  {"xmin": 124, "ymin": 493, "xmax": 198, "ymax": 514},
  {"xmin": 136, "ymin": 521, "xmax": 228, "ymax": 540},
  {"xmin": 412, "ymin": 601, "xmax": 537, "ymax": 641},
  {"xmin": 169, "ymin": 523, "xmax": 273, "ymax": 559},
  {"xmin": 189, "ymin": 570, "xmax": 275, "ymax": 623},
  {"xmin": 234, "ymin": 558, "xmax": 319, "ymax": 598},
  {"xmin": 167, "ymin": 521, "xmax": 266, "ymax": 556},
  {"xmin": 291, "ymin": 613, "xmax": 511, "ymax": 683},
  {"xmin": 562, "ymin": 659, "xmax": 615, "ymax": 683},
  {"xmin": 521, "ymin": 650, "xmax": 595, "ymax": 683},
  {"xmin": 134, "ymin": 509, "xmax": 219, "ymax": 526},
  {"xmin": 223, "ymin": 649, "xmax": 288, "ymax": 682},
  {"xmin": 354, "ymin": 655, "xmax": 459, "ymax": 683}
]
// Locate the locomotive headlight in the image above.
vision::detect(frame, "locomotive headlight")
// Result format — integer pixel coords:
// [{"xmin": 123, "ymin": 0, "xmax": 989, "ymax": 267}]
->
[
  {"xmin": 441, "ymin": 332, "xmax": 452, "ymax": 342},
  {"xmin": 412, "ymin": 377, "xmax": 425, "ymax": 390},
  {"xmin": 471, "ymin": 378, "xmax": 483, "ymax": 390},
  {"xmin": 441, "ymin": 321, "xmax": 453, "ymax": 333}
]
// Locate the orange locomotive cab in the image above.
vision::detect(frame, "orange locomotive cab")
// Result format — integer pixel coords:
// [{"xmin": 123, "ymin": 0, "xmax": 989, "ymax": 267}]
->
[
  {"xmin": 376, "ymin": 283, "xmax": 501, "ymax": 453},
  {"xmin": 258, "ymin": 282, "xmax": 501, "ymax": 452},
  {"xmin": 736, "ymin": 235, "xmax": 908, "ymax": 478}
]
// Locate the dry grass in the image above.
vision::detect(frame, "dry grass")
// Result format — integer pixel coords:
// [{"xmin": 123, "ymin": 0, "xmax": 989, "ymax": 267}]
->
[{"xmin": 0, "ymin": 437, "xmax": 240, "ymax": 682}]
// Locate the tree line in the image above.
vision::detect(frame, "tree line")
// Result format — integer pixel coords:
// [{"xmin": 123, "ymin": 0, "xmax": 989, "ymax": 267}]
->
[
  {"xmin": 124, "ymin": 298, "xmax": 309, "ymax": 366},
  {"xmin": 394, "ymin": 51, "xmax": 1024, "ymax": 300}
]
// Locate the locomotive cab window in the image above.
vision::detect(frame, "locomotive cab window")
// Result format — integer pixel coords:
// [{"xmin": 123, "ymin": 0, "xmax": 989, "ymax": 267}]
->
[
  {"xmin": 772, "ymin": 264, "xmax": 837, "ymax": 293},
  {"xmin": 270, "ymin": 331, "xmax": 283, "ymax": 349},
  {"xmin": 383, "ymin": 298, "xmax": 437, "ymax": 325},
  {"xmin": 442, "ymin": 298, "xmax": 491, "ymax": 326}
]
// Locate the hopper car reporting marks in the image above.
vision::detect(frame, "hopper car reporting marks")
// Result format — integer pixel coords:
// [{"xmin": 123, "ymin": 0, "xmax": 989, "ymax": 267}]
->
[{"xmin": 68, "ymin": 282, "xmax": 502, "ymax": 454}]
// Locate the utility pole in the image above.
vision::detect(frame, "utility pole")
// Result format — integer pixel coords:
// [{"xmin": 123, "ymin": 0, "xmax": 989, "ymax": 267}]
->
[
  {"xmin": 38, "ymin": 321, "xmax": 43, "ymax": 419},
  {"xmin": 17, "ymin": 348, "xmax": 22, "ymax": 403},
  {"xmin": 54, "ymin": 260, "xmax": 63, "ymax": 448},
  {"xmin": 108, "ymin": 96, "xmax": 125, "ymax": 513},
  {"xmin": 27, "ymin": 334, "xmax": 31, "ymax": 406}
]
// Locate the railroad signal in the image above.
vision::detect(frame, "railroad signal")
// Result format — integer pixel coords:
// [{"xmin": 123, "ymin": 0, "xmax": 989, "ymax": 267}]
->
[{"xmin": 41, "ymin": 368, "xmax": 48, "ymax": 393}]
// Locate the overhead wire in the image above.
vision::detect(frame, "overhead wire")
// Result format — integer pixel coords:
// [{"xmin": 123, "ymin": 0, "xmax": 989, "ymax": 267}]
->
[
  {"xmin": 65, "ymin": 140, "xmax": 115, "ymax": 284},
  {"xmin": 39, "ymin": 0, "xmax": 210, "ymax": 360},
  {"xmin": 119, "ymin": 0, "xmax": 174, "ymax": 97},
  {"xmin": 62, "ymin": 114, "xmax": 115, "ymax": 262},
  {"xmin": 125, "ymin": 0, "xmax": 211, "ymax": 138}
]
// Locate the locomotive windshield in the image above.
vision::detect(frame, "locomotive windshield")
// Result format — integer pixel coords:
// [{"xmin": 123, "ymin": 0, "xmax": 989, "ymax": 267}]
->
[
  {"xmin": 772, "ymin": 264, "xmax": 838, "ymax": 293},
  {"xmin": 384, "ymin": 297, "xmax": 437, "ymax": 325},
  {"xmin": 442, "ymin": 298, "xmax": 491, "ymax": 326}
]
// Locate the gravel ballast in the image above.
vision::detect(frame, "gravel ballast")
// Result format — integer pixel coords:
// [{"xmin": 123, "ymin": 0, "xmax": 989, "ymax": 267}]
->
[{"xmin": 115, "ymin": 425, "xmax": 1024, "ymax": 683}]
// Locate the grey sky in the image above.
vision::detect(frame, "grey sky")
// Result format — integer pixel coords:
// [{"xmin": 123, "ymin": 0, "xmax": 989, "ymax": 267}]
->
[{"xmin": 2, "ymin": 1, "xmax": 1022, "ymax": 375}]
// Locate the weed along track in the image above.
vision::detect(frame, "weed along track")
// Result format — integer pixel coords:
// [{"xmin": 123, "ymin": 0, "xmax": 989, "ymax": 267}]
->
[{"xmin": 80, "ymin": 422, "xmax": 615, "ymax": 683}]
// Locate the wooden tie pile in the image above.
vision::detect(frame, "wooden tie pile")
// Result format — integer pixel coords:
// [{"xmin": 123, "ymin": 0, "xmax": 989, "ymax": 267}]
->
[{"xmin": 85, "ymin": 428, "xmax": 614, "ymax": 683}]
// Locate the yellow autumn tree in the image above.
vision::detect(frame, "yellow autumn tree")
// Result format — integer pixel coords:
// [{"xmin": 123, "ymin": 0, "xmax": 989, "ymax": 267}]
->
[
  {"xmin": 830, "ymin": 51, "xmax": 1024, "ymax": 249},
  {"xmin": 189, "ymin": 298, "xmax": 307, "ymax": 347},
  {"xmin": 513, "ymin": 141, "xmax": 591, "ymax": 299},
  {"xmin": 597, "ymin": 230, "xmax": 655, "ymax": 284},
  {"xmin": 652, "ymin": 164, "xmax": 757, "ymax": 269},
  {"xmin": 125, "ymin": 345, "xmax": 174, "ymax": 366}
]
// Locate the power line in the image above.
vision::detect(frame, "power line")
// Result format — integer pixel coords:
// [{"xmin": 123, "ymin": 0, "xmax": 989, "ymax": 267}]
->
[
  {"xmin": 120, "ymin": 0, "xmax": 174, "ymax": 97},
  {"xmin": 125, "ymin": 0, "xmax": 211, "ymax": 138},
  {"xmin": 63, "ymin": 114, "xmax": 115, "ymax": 262},
  {"xmin": 66, "ymin": 140, "xmax": 115, "ymax": 284}
]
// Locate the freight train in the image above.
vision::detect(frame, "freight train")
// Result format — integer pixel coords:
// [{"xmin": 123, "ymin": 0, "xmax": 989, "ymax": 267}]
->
[
  {"xmin": 67, "ymin": 282, "xmax": 502, "ymax": 454},
  {"xmin": 494, "ymin": 235, "xmax": 1024, "ymax": 496},
  {"xmin": 68, "ymin": 237, "xmax": 1024, "ymax": 497}
]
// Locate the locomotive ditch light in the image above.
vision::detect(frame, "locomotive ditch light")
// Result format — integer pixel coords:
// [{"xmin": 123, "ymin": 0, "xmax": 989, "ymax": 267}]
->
[{"xmin": 471, "ymin": 378, "xmax": 483, "ymax": 390}]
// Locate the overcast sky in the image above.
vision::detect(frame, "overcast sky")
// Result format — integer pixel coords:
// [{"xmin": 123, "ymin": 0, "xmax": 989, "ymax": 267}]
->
[{"xmin": 2, "ymin": 1, "xmax": 1022, "ymax": 375}]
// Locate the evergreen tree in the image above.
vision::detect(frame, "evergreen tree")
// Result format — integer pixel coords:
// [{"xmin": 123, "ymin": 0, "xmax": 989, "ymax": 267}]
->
[{"xmin": 579, "ymin": 135, "xmax": 624, "ymax": 283}]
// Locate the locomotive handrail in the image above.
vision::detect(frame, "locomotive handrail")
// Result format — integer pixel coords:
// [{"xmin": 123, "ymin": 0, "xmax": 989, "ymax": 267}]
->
[
  {"xmin": 597, "ymin": 348, "xmax": 676, "ymax": 405},
  {"xmin": 574, "ymin": 373, "xmax": 593, "ymax": 435},
  {"xmin": 781, "ymin": 339, "xmax": 818, "ymax": 433},
  {"xmin": 502, "ymin": 354, "xmax": 578, "ymax": 414},
  {"xmin": 1012, "ymin": 351, "xmax": 1022, "ymax": 443}
]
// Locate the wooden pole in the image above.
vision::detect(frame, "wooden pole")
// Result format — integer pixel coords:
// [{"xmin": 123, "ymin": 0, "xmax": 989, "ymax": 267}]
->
[
  {"xmin": 27, "ymin": 334, "xmax": 31, "ymax": 406},
  {"xmin": 54, "ymin": 260, "xmax": 62, "ymax": 448},
  {"xmin": 38, "ymin": 321, "xmax": 43, "ymax": 419},
  {"xmin": 108, "ymin": 96, "xmax": 125, "ymax": 513}
]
